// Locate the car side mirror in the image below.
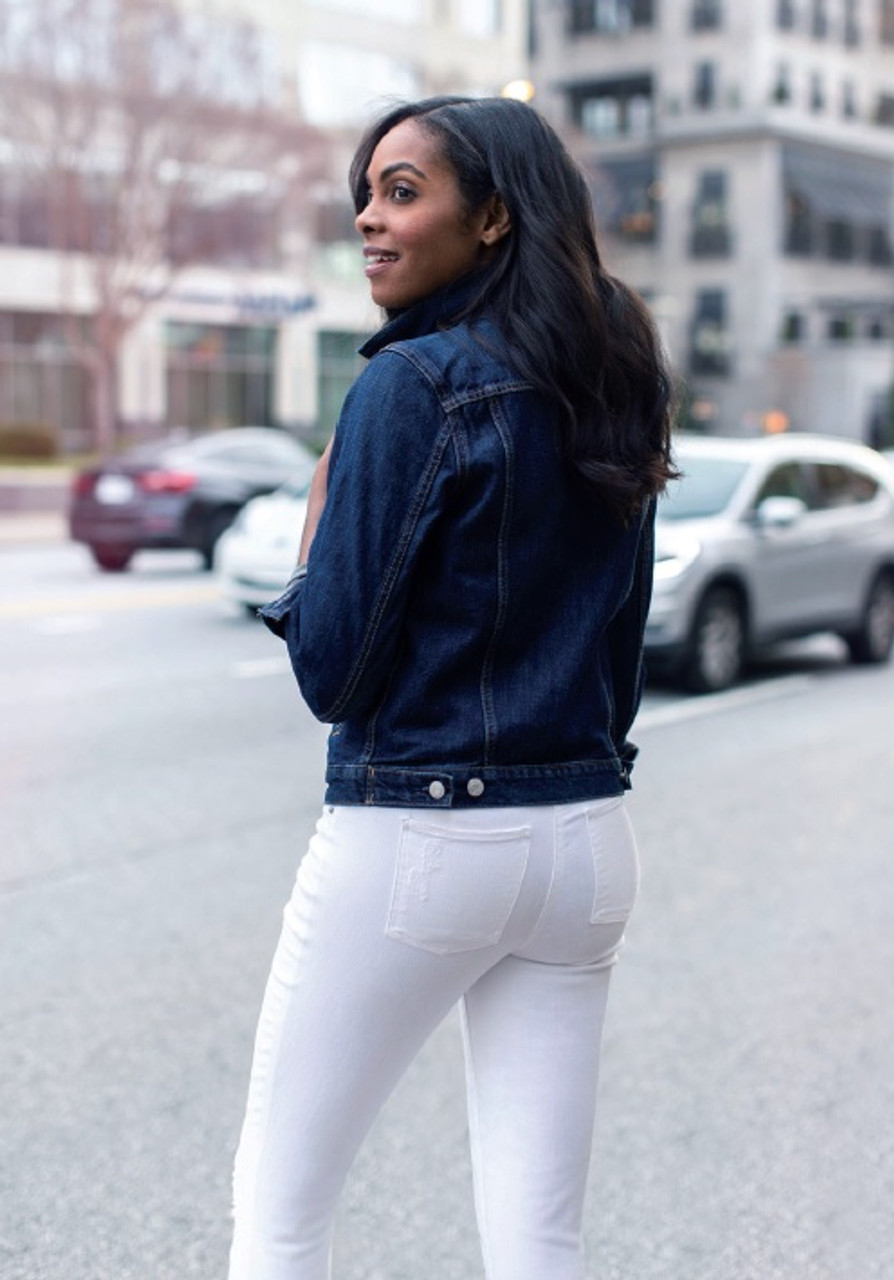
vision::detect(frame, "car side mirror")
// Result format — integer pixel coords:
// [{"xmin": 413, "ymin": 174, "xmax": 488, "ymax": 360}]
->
[{"xmin": 755, "ymin": 495, "xmax": 807, "ymax": 528}]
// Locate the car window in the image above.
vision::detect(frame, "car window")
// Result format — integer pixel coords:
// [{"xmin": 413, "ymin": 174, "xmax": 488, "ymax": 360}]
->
[
  {"xmin": 659, "ymin": 455, "xmax": 749, "ymax": 519},
  {"xmin": 810, "ymin": 462, "xmax": 878, "ymax": 509},
  {"xmin": 754, "ymin": 462, "xmax": 811, "ymax": 506}
]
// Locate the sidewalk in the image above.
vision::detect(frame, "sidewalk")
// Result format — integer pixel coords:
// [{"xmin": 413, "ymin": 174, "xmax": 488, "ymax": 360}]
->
[
  {"xmin": 0, "ymin": 466, "xmax": 70, "ymax": 547},
  {"xmin": 0, "ymin": 511, "xmax": 68, "ymax": 546}
]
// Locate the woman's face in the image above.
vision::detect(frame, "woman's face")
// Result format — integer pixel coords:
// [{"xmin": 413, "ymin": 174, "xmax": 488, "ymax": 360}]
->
[{"xmin": 356, "ymin": 117, "xmax": 499, "ymax": 311}]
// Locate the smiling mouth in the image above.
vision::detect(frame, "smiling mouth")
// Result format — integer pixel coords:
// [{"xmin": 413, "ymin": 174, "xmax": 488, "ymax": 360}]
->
[{"xmin": 364, "ymin": 249, "xmax": 399, "ymax": 265}]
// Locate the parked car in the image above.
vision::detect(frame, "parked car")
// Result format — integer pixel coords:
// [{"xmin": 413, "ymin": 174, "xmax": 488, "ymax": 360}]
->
[
  {"xmin": 69, "ymin": 427, "xmax": 316, "ymax": 571},
  {"xmin": 646, "ymin": 433, "xmax": 894, "ymax": 692},
  {"xmin": 214, "ymin": 477, "xmax": 309, "ymax": 613}
]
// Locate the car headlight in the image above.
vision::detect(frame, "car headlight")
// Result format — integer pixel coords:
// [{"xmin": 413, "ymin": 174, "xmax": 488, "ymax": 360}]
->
[{"xmin": 653, "ymin": 532, "xmax": 702, "ymax": 581}]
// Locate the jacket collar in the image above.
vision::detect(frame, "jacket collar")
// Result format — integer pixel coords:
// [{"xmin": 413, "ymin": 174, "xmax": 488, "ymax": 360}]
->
[{"xmin": 358, "ymin": 272, "xmax": 485, "ymax": 360}]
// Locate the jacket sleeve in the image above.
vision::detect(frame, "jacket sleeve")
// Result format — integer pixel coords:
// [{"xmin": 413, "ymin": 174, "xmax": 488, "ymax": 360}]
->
[
  {"xmin": 259, "ymin": 349, "xmax": 458, "ymax": 723},
  {"xmin": 605, "ymin": 500, "xmax": 656, "ymax": 784}
]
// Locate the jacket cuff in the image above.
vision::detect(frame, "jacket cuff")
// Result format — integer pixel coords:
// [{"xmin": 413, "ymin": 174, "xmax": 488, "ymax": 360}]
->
[{"xmin": 257, "ymin": 563, "xmax": 306, "ymax": 637}]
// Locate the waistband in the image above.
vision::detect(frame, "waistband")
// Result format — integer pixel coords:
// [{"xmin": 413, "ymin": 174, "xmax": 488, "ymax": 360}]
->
[{"xmin": 324, "ymin": 758, "xmax": 629, "ymax": 809}]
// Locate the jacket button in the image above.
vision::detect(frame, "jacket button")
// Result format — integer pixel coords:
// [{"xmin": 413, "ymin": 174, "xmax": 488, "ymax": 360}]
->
[
  {"xmin": 467, "ymin": 778, "xmax": 485, "ymax": 798},
  {"xmin": 428, "ymin": 780, "xmax": 446, "ymax": 800}
]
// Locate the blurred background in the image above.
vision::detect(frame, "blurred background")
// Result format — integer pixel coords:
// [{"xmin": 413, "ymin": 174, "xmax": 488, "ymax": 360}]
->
[
  {"xmin": 3, "ymin": 4, "xmax": 894, "ymax": 1278},
  {"xmin": 1, "ymin": 0, "xmax": 893, "ymax": 472}
]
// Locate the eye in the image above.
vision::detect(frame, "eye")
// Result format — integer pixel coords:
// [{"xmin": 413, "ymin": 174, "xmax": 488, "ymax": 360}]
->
[{"xmin": 391, "ymin": 182, "xmax": 416, "ymax": 202}]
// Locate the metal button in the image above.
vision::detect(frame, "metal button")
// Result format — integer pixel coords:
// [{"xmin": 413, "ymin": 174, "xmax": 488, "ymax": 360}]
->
[
  {"xmin": 467, "ymin": 778, "xmax": 485, "ymax": 798},
  {"xmin": 428, "ymin": 780, "xmax": 446, "ymax": 800}
]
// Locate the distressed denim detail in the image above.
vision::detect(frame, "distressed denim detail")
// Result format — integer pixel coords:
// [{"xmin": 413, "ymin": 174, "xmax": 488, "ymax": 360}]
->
[{"xmin": 386, "ymin": 818, "xmax": 531, "ymax": 953}]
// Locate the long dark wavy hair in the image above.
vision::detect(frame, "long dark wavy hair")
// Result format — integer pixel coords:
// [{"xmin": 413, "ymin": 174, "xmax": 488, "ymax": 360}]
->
[{"xmin": 349, "ymin": 95, "xmax": 676, "ymax": 522}]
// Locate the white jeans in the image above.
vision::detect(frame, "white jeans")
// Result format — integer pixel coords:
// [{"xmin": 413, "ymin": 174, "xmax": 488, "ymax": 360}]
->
[{"xmin": 229, "ymin": 797, "xmax": 640, "ymax": 1280}]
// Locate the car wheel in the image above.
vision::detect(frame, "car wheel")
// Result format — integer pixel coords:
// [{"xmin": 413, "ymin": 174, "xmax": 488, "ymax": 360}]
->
[
  {"xmin": 682, "ymin": 585, "xmax": 746, "ymax": 694},
  {"xmin": 843, "ymin": 570, "xmax": 894, "ymax": 665},
  {"xmin": 91, "ymin": 545, "xmax": 133, "ymax": 572},
  {"xmin": 200, "ymin": 509, "xmax": 238, "ymax": 570}
]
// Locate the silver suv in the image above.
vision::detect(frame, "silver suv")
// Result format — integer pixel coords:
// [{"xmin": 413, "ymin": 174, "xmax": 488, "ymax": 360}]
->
[{"xmin": 646, "ymin": 433, "xmax": 894, "ymax": 692}]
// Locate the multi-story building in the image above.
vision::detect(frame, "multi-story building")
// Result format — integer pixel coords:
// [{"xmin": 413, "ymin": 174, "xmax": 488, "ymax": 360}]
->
[
  {"xmin": 531, "ymin": 0, "xmax": 894, "ymax": 443},
  {"xmin": 0, "ymin": 0, "xmax": 529, "ymax": 453}
]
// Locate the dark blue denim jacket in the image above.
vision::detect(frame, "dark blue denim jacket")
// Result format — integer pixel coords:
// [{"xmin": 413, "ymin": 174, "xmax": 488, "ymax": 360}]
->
[{"xmin": 260, "ymin": 280, "xmax": 655, "ymax": 809}]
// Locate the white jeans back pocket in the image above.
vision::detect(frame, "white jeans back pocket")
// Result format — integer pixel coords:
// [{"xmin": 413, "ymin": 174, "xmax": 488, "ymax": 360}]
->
[
  {"xmin": 585, "ymin": 798, "xmax": 640, "ymax": 925},
  {"xmin": 386, "ymin": 818, "xmax": 531, "ymax": 954}
]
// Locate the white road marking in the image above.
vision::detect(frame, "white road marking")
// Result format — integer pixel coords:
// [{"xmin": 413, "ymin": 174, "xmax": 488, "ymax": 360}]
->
[{"xmin": 635, "ymin": 674, "xmax": 814, "ymax": 731}]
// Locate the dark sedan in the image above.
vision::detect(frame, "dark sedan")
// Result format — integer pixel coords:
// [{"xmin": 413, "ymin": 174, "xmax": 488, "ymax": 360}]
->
[{"xmin": 69, "ymin": 427, "xmax": 316, "ymax": 571}]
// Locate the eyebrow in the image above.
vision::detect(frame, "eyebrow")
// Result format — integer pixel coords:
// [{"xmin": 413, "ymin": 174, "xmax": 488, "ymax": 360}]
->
[{"xmin": 370, "ymin": 161, "xmax": 428, "ymax": 183}]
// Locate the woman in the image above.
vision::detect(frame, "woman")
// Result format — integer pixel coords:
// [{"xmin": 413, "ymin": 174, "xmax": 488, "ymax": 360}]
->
[{"xmin": 229, "ymin": 95, "xmax": 674, "ymax": 1280}]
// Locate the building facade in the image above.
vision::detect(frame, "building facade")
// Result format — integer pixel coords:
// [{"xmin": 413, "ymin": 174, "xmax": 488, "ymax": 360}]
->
[
  {"xmin": 531, "ymin": 0, "xmax": 894, "ymax": 442},
  {"xmin": 0, "ymin": 0, "xmax": 529, "ymax": 453}
]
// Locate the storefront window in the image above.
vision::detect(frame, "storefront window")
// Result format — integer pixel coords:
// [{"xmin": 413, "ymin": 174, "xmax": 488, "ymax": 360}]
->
[
  {"xmin": 165, "ymin": 322, "xmax": 275, "ymax": 429},
  {"xmin": 0, "ymin": 312, "xmax": 92, "ymax": 450},
  {"xmin": 316, "ymin": 331, "xmax": 368, "ymax": 439}
]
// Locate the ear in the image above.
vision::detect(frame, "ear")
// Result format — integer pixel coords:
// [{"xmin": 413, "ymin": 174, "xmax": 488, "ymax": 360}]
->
[{"xmin": 480, "ymin": 193, "xmax": 511, "ymax": 247}]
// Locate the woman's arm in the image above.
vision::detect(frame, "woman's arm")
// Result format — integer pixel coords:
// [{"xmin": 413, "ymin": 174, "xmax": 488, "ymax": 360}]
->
[
  {"xmin": 297, "ymin": 438, "xmax": 333, "ymax": 566},
  {"xmin": 260, "ymin": 350, "xmax": 458, "ymax": 723}
]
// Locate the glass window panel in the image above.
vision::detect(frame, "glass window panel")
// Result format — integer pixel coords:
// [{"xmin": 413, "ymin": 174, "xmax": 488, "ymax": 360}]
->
[{"xmin": 297, "ymin": 42, "xmax": 419, "ymax": 126}]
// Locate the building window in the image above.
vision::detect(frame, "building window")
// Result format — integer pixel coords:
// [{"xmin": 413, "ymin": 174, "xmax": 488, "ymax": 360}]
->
[
  {"xmin": 827, "ymin": 315, "xmax": 854, "ymax": 341},
  {"xmin": 881, "ymin": 0, "xmax": 894, "ymax": 43},
  {"xmin": 690, "ymin": 171, "xmax": 731, "ymax": 257},
  {"xmin": 826, "ymin": 218, "xmax": 855, "ymax": 260},
  {"xmin": 782, "ymin": 144, "xmax": 894, "ymax": 264},
  {"xmin": 0, "ymin": 311, "xmax": 92, "ymax": 450},
  {"xmin": 772, "ymin": 63, "xmax": 792, "ymax": 103},
  {"xmin": 866, "ymin": 317, "xmax": 889, "ymax": 341},
  {"xmin": 317, "ymin": 331, "xmax": 368, "ymax": 438},
  {"xmin": 693, "ymin": 62, "xmax": 716, "ymax": 109},
  {"xmin": 781, "ymin": 311, "xmax": 806, "ymax": 343},
  {"xmin": 0, "ymin": 173, "xmax": 52, "ymax": 249},
  {"xmin": 566, "ymin": 0, "xmax": 654, "ymax": 34},
  {"xmin": 590, "ymin": 153, "xmax": 660, "ymax": 243},
  {"xmin": 785, "ymin": 191, "xmax": 813, "ymax": 254},
  {"xmin": 777, "ymin": 0, "xmax": 797, "ymax": 29},
  {"xmin": 843, "ymin": 0, "xmax": 860, "ymax": 45},
  {"xmin": 165, "ymin": 323, "xmax": 275, "ymax": 430},
  {"xmin": 581, "ymin": 97, "xmax": 621, "ymax": 137},
  {"xmin": 297, "ymin": 41, "xmax": 419, "ymax": 126},
  {"xmin": 841, "ymin": 79, "xmax": 857, "ymax": 119},
  {"xmin": 868, "ymin": 225, "xmax": 894, "ymax": 264},
  {"xmin": 809, "ymin": 71, "xmax": 825, "ymax": 112},
  {"xmin": 690, "ymin": 289, "xmax": 731, "ymax": 376},
  {"xmin": 457, "ymin": 0, "xmax": 501, "ymax": 36},
  {"xmin": 875, "ymin": 94, "xmax": 894, "ymax": 125},
  {"xmin": 569, "ymin": 75, "xmax": 653, "ymax": 137},
  {"xmin": 691, "ymin": 0, "xmax": 722, "ymax": 29},
  {"xmin": 810, "ymin": 0, "xmax": 828, "ymax": 36}
]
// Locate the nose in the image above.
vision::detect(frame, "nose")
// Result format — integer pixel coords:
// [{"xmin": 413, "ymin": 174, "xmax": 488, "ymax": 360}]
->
[{"xmin": 355, "ymin": 192, "xmax": 383, "ymax": 235}]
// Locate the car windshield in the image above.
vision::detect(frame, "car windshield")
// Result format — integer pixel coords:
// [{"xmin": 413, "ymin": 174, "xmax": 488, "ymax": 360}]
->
[{"xmin": 659, "ymin": 455, "xmax": 750, "ymax": 520}]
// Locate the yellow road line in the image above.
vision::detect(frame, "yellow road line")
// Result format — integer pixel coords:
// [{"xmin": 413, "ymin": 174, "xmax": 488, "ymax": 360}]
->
[{"xmin": 1, "ymin": 584, "xmax": 222, "ymax": 618}]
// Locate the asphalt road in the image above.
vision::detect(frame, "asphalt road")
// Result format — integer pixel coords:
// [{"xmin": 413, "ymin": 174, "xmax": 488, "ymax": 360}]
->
[{"xmin": 2, "ymin": 544, "xmax": 893, "ymax": 1279}]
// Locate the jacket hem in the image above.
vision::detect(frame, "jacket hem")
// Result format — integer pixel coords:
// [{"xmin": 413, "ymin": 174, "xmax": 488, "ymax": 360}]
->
[{"xmin": 323, "ymin": 760, "xmax": 630, "ymax": 808}]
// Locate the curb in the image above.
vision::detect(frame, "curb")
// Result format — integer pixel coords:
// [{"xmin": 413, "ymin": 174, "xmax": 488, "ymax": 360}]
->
[{"xmin": 0, "ymin": 514, "xmax": 68, "ymax": 547}]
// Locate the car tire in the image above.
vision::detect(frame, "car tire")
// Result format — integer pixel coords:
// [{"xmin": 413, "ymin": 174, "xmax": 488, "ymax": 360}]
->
[
  {"xmin": 200, "ymin": 509, "xmax": 238, "ymax": 570},
  {"xmin": 91, "ymin": 545, "xmax": 133, "ymax": 572},
  {"xmin": 843, "ymin": 569, "xmax": 894, "ymax": 665},
  {"xmin": 682, "ymin": 585, "xmax": 746, "ymax": 694}
]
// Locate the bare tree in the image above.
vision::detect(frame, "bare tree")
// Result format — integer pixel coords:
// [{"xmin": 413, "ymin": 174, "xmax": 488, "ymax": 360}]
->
[{"xmin": 0, "ymin": 0, "xmax": 326, "ymax": 454}]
